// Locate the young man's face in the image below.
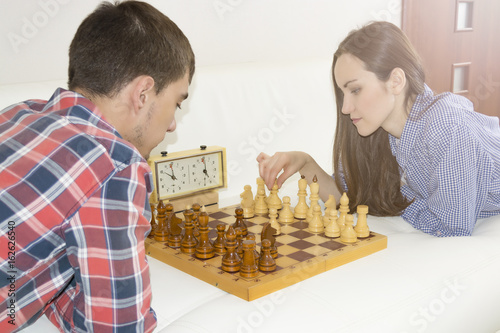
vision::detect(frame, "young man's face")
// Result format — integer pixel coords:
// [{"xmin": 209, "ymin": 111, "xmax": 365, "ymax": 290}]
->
[{"xmin": 131, "ymin": 73, "xmax": 189, "ymax": 159}]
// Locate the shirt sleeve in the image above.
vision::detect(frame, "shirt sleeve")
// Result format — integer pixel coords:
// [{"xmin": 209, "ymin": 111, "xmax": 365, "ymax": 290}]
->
[
  {"xmin": 45, "ymin": 161, "xmax": 157, "ymax": 332},
  {"xmin": 400, "ymin": 124, "xmax": 493, "ymax": 237}
]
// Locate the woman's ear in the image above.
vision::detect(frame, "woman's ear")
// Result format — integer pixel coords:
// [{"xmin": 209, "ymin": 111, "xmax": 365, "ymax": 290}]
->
[{"xmin": 388, "ymin": 68, "xmax": 407, "ymax": 95}]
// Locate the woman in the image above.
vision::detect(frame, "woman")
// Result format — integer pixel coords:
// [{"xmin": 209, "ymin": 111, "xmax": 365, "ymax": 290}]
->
[{"xmin": 257, "ymin": 21, "xmax": 500, "ymax": 237}]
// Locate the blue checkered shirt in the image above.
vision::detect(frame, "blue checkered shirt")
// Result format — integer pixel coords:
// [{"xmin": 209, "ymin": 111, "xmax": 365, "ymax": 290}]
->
[{"xmin": 389, "ymin": 85, "xmax": 500, "ymax": 236}]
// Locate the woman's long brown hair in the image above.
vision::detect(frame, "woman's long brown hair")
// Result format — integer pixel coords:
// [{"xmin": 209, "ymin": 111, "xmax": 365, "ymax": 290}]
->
[{"xmin": 332, "ymin": 21, "xmax": 425, "ymax": 216}]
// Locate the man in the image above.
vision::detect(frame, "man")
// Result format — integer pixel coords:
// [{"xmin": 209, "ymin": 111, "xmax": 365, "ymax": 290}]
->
[{"xmin": 0, "ymin": 1, "xmax": 194, "ymax": 331}]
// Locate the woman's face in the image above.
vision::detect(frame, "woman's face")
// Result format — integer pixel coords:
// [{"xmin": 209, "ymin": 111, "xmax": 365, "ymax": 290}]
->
[{"xmin": 334, "ymin": 53, "xmax": 403, "ymax": 137}]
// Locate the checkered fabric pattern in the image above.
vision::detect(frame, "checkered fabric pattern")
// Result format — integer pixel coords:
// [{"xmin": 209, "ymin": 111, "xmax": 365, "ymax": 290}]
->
[
  {"xmin": 0, "ymin": 89, "xmax": 156, "ymax": 332},
  {"xmin": 389, "ymin": 84, "xmax": 500, "ymax": 236}
]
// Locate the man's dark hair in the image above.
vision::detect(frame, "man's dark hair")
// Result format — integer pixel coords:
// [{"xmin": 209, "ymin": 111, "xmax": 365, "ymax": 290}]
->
[{"xmin": 68, "ymin": 0, "xmax": 195, "ymax": 97}]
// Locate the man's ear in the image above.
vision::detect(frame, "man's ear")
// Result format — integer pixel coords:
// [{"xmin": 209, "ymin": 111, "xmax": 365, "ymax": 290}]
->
[
  {"xmin": 388, "ymin": 68, "xmax": 407, "ymax": 95},
  {"xmin": 131, "ymin": 75, "xmax": 155, "ymax": 114}
]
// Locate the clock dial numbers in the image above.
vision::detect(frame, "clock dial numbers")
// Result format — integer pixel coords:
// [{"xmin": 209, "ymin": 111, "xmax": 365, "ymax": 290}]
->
[{"xmin": 154, "ymin": 151, "xmax": 224, "ymax": 200}]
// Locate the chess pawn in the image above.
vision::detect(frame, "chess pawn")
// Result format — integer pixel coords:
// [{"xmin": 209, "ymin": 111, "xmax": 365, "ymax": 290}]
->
[
  {"xmin": 258, "ymin": 239, "xmax": 276, "ymax": 272},
  {"xmin": 222, "ymin": 226, "xmax": 241, "ymax": 273},
  {"xmin": 266, "ymin": 180, "xmax": 282, "ymax": 210},
  {"xmin": 324, "ymin": 209, "xmax": 340, "ymax": 238},
  {"xmin": 278, "ymin": 196, "xmax": 294, "ymax": 224},
  {"xmin": 192, "ymin": 203, "xmax": 201, "ymax": 238},
  {"xmin": 149, "ymin": 203, "xmax": 157, "ymax": 237},
  {"xmin": 324, "ymin": 194, "xmax": 336, "ymax": 222},
  {"xmin": 254, "ymin": 187, "xmax": 268, "ymax": 215},
  {"xmin": 240, "ymin": 185, "xmax": 255, "ymax": 218},
  {"xmin": 246, "ymin": 234, "xmax": 260, "ymax": 260},
  {"xmin": 261, "ymin": 222, "xmax": 278, "ymax": 259},
  {"xmin": 181, "ymin": 208, "xmax": 198, "ymax": 254},
  {"xmin": 294, "ymin": 175, "xmax": 309, "ymax": 219},
  {"xmin": 195, "ymin": 210, "xmax": 215, "ymax": 259},
  {"xmin": 232, "ymin": 208, "xmax": 248, "ymax": 237},
  {"xmin": 268, "ymin": 207, "xmax": 281, "ymax": 235},
  {"xmin": 308, "ymin": 204, "xmax": 324, "ymax": 234},
  {"xmin": 167, "ymin": 203, "xmax": 182, "ymax": 248},
  {"xmin": 213, "ymin": 223, "xmax": 227, "ymax": 255},
  {"xmin": 354, "ymin": 205, "xmax": 370, "ymax": 238},
  {"xmin": 340, "ymin": 214, "xmax": 358, "ymax": 243},
  {"xmin": 240, "ymin": 240, "xmax": 259, "ymax": 278},
  {"xmin": 154, "ymin": 200, "xmax": 168, "ymax": 242},
  {"xmin": 235, "ymin": 227, "xmax": 244, "ymax": 257}
]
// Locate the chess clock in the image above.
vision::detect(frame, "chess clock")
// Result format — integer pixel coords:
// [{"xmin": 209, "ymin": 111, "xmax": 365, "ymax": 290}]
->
[{"xmin": 147, "ymin": 145, "xmax": 227, "ymax": 211}]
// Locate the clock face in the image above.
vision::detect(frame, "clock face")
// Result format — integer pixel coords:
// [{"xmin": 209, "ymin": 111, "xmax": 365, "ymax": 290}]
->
[{"xmin": 154, "ymin": 151, "xmax": 224, "ymax": 199}]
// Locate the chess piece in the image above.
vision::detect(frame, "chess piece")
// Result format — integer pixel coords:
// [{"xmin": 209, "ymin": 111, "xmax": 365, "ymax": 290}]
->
[
  {"xmin": 269, "ymin": 207, "xmax": 281, "ymax": 235},
  {"xmin": 261, "ymin": 222, "xmax": 278, "ymax": 259},
  {"xmin": 240, "ymin": 185, "xmax": 255, "ymax": 218},
  {"xmin": 338, "ymin": 193, "xmax": 349, "ymax": 231},
  {"xmin": 259, "ymin": 239, "xmax": 276, "ymax": 272},
  {"xmin": 246, "ymin": 234, "xmax": 260, "ymax": 260},
  {"xmin": 254, "ymin": 187, "xmax": 268, "ymax": 215},
  {"xmin": 213, "ymin": 223, "xmax": 227, "ymax": 255},
  {"xmin": 306, "ymin": 175, "xmax": 320, "ymax": 223},
  {"xmin": 278, "ymin": 196, "xmax": 294, "ymax": 224},
  {"xmin": 149, "ymin": 203, "xmax": 157, "ymax": 237},
  {"xmin": 192, "ymin": 203, "xmax": 201, "ymax": 238},
  {"xmin": 354, "ymin": 205, "xmax": 370, "ymax": 238},
  {"xmin": 154, "ymin": 200, "xmax": 168, "ymax": 242},
  {"xmin": 235, "ymin": 227, "xmax": 244, "ymax": 257},
  {"xmin": 308, "ymin": 204, "xmax": 324, "ymax": 234},
  {"xmin": 167, "ymin": 203, "xmax": 182, "ymax": 248},
  {"xmin": 324, "ymin": 194, "xmax": 336, "ymax": 225},
  {"xmin": 195, "ymin": 209, "xmax": 215, "ymax": 259},
  {"xmin": 294, "ymin": 175, "xmax": 309, "ymax": 219},
  {"xmin": 222, "ymin": 226, "xmax": 241, "ymax": 272},
  {"xmin": 181, "ymin": 208, "xmax": 198, "ymax": 254},
  {"xmin": 232, "ymin": 208, "xmax": 248, "ymax": 236},
  {"xmin": 240, "ymin": 240, "xmax": 259, "ymax": 278},
  {"xmin": 324, "ymin": 209, "xmax": 340, "ymax": 238},
  {"xmin": 266, "ymin": 180, "xmax": 282, "ymax": 210},
  {"xmin": 340, "ymin": 214, "xmax": 357, "ymax": 243}
]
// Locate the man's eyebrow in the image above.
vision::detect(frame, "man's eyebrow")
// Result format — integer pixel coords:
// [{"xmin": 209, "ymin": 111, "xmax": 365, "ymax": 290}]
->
[{"xmin": 343, "ymin": 79, "xmax": 357, "ymax": 88}]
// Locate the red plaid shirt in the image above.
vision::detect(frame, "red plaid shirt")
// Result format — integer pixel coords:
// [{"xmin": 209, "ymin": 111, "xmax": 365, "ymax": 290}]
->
[{"xmin": 0, "ymin": 89, "xmax": 156, "ymax": 332}]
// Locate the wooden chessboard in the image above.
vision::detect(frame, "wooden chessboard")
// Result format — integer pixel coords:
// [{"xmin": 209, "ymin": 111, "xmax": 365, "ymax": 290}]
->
[{"xmin": 145, "ymin": 205, "xmax": 387, "ymax": 301}]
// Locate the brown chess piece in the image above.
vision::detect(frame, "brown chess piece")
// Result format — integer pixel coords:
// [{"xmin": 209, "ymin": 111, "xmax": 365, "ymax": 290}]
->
[
  {"xmin": 167, "ymin": 207, "xmax": 182, "ymax": 249},
  {"xmin": 195, "ymin": 210, "xmax": 215, "ymax": 259},
  {"xmin": 154, "ymin": 200, "xmax": 168, "ymax": 242},
  {"xmin": 213, "ymin": 223, "xmax": 227, "ymax": 255},
  {"xmin": 246, "ymin": 234, "xmax": 260, "ymax": 260},
  {"xmin": 149, "ymin": 203, "xmax": 157, "ymax": 237},
  {"xmin": 192, "ymin": 203, "xmax": 201, "ymax": 238},
  {"xmin": 259, "ymin": 239, "xmax": 276, "ymax": 272},
  {"xmin": 261, "ymin": 222, "xmax": 278, "ymax": 259},
  {"xmin": 181, "ymin": 208, "xmax": 198, "ymax": 254},
  {"xmin": 235, "ymin": 227, "xmax": 244, "ymax": 257},
  {"xmin": 240, "ymin": 240, "xmax": 259, "ymax": 278},
  {"xmin": 232, "ymin": 208, "xmax": 248, "ymax": 236},
  {"xmin": 222, "ymin": 226, "xmax": 241, "ymax": 273}
]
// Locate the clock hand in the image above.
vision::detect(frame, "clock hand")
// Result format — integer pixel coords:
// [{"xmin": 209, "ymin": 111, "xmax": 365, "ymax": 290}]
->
[
  {"xmin": 169, "ymin": 164, "xmax": 178, "ymax": 180},
  {"xmin": 202, "ymin": 157, "xmax": 209, "ymax": 178}
]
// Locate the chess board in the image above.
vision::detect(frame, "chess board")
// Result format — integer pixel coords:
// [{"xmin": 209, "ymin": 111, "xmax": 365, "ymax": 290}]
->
[{"xmin": 145, "ymin": 205, "xmax": 387, "ymax": 301}]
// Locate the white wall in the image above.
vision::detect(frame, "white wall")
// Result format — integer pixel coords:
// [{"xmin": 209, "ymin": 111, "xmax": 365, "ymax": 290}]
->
[
  {"xmin": 0, "ymin": 0, "xmax": 401, "ymax": 84},
  {"xmin": 0, "ymin": 0, "xmax": 401, "ymax": 205}
]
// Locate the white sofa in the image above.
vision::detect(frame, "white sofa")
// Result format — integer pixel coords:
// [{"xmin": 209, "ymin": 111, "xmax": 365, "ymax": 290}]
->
[{"xmin": 3, "ymin": 59, "xmax": 500, "ymax": 333}]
